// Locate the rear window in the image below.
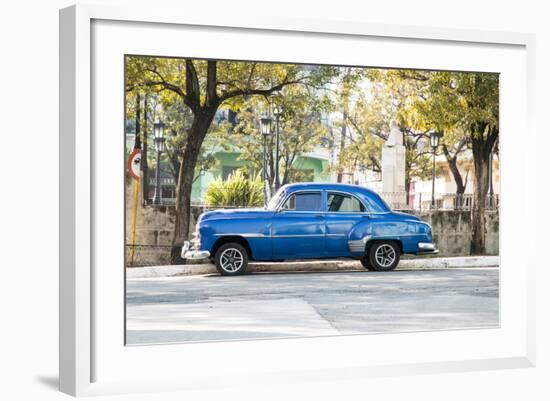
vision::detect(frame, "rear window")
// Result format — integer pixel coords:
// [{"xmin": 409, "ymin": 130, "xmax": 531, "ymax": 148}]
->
[
  {"xmin": 365, "ymin": 194, "xmax": 391, "ymax": 212},
  {"xmin": 327, "ymin": 193, "xmax": 365, "ymax": 212}
]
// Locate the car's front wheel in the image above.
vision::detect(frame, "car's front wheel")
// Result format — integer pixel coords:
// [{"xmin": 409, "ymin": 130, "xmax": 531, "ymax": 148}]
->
[
  {"xmin": 368, "ymin": 241, "xmax": 400, "ymax": 271},
  {"xmin": 214, "ymin": 242, "xmax": 249, "ymax": 276}
]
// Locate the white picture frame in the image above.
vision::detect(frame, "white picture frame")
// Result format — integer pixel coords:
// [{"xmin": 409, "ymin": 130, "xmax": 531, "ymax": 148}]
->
[{"xmin": 59, "ymin": 4, "xmax": 536, "ymax": 397}]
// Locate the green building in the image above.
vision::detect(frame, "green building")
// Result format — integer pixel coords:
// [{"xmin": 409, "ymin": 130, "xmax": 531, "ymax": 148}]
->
[{"xmin": 191, "ymin": 150, "xmax": 331, "ymax": 202}]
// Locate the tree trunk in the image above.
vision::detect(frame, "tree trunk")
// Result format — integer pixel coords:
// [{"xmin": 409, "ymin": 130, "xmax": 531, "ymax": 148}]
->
[
  {"xmin": 405, "ymin": 179, "xmax": 411, "ymax": 206},
  {"xmin": 470, "ymin": 127, "xmax": 496, "ymax": 254},
  {"xmin": 134, "ymin": 92, "xmax": 141, "ymax": 149},
  {"xmin": 442, "ymin": 144, "xmax": 466, "ymax": 209},
  {"xmin": 141, "ymin": 94, "xmax": 149, "ymax": 204},
  {"xmin": 336, "ymin": 111, "xmax": 348, "ymax": 183},
  {"xmin": 170, "ymin": 108, "xmax": 217, "ymax": 264}
]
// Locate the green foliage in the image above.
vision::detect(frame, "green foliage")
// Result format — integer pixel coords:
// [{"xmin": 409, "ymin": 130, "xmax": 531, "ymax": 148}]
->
[
  {"xmin": 228, "ymin": 85, "xmax": 329, "ymax": 186},
  {"xmin": 205, "ymin": 171, "xmax": 264, "ymax": 208}
]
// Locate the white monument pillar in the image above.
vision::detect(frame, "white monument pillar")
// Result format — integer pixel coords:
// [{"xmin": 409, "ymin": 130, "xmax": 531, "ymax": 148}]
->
[{"xmin": 381, "ymin": 122, "xmax": 406, "ymax": 207}]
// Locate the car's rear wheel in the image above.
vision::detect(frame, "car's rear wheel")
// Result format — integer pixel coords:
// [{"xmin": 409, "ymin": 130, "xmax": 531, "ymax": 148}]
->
[
  {"xmin": 368, "ymin": 241, "xmax": 400, "ymax": 271},
  {"xmin": 214, "ymin": 242, "xmax": 249, "ymax": 276},
  {"xmin": 360, "ymin": 255, "xmax": 373, "ymax": 270}
]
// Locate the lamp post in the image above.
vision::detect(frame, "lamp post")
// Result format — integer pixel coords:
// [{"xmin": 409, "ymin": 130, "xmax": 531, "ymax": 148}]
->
[
  {"xmin": 152, "ymin": 120, "xmax": 166, "ymax": 205},
  {"xmin": 260, "ymin": 114, "xmax": 272, "ymax": 206},
  {"xmin": 273, "ymin": 106, "xmax": 281, "ymax": 192},
  {"xmin": 429, "ymin": 131, "xmax": 442, "ymax": 209}
]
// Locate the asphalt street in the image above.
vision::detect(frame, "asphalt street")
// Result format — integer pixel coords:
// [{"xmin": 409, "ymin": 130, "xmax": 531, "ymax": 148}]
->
[{"xmin": 126, "ymin": 268, "xmax": 499, "ymax": 345}]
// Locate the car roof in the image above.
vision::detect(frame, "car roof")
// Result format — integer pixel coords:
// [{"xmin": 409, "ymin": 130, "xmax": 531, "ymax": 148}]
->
[{"xmin": 282, "ymin": 182, "xmax": 375, "ymax": 195}]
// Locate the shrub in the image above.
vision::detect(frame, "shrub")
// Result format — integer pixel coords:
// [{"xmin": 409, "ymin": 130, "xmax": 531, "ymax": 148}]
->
[{"xmin": 205, "ymin": 171, "xmax": 264, "ymax": 207}]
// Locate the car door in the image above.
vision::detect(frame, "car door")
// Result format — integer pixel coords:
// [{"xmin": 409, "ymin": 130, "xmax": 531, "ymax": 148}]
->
[
  {"xmin": 324, "ymin": 191, "xmax": 368, "ymax": 257},
  {"xmin": 271, "ymin": 191, "xmax": 326, "ymax": 259}
]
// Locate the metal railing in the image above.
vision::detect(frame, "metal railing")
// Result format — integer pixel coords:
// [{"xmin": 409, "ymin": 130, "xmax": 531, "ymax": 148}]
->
[{"xmin": 380, "ymin": 192, "xmax": 499, "ymax": 211}]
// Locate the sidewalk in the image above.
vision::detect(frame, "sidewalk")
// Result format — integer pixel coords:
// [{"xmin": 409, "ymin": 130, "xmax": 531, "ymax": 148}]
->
[{"xmin": 126, "ymin": 255, "xmax": 499, "ymax": 279}]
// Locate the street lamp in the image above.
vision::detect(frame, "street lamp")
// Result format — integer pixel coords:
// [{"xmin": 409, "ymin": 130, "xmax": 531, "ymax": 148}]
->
[
  {"xmin": 273, "ymin": 105, "xmax": 281, "ymax": 192},
  {"xmin": 153, "ymin": 120, "xmax": 166, "ymax": 205},
  {"xmin": 429, "ymin": 131, "xmax": 442, "ymax": 209},
  {"xmin": 260, "ymin": 115, "xmax": 272, "ymax": 206}
]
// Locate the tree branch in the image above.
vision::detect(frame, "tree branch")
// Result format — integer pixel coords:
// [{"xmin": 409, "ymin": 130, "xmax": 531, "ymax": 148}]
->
[{"xmin": 219, "ymin": 78, "xmax": 307, "ymax": 102}]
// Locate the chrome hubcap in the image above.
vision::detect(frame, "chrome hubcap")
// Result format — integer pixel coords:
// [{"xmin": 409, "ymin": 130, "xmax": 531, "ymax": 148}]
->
[
  {"xmin": 220, "ymin": 248, "xmax": 244, "ymax": 272},
  {"xmin": 375, "ymin": 244, "xmax": 396, "ymax": 267}
]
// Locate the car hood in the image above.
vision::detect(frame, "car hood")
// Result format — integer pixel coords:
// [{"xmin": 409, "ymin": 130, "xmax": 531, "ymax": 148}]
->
[{"xmin": 199, "ymin": 208, "xmax": 275, "ymax": 222}]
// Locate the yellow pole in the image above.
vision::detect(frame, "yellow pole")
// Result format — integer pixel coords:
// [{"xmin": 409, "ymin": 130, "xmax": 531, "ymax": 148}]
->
[{"xmin": 128, "ymin": 177, "xmax": 140, "ymax": 266}]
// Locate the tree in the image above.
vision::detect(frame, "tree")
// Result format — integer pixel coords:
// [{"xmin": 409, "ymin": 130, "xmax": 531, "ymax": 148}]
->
[
  {"xmin": 126, "ymin": 56, "xmax": 336, "ymax": 263},
  {"xmin": 329, "ymin": 68, "xmax": 366, "ymax": 182},
  {"xmin": 227, "ymin": 85, "xmax": 329, "ymax": 188},
  {"xmin": 440, "ymin": 128, "xmax": 469, "ymax": 200},
  {"xmin": 405, "ymin": 71, "xmax": 499, "ymax": 253},
  {"xmin": 337, "ymin": 74, "xmax": 434, "ymax": 199},
  {"xmin": 156, "ymin": 95, "xmax": 225, "ymax": 187}
]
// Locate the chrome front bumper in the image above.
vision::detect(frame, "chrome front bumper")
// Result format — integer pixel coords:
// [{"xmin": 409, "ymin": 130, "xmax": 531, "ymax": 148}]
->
[{"xmin": 181, "ymin": 241, "xmax": 211, "ymax": 260}]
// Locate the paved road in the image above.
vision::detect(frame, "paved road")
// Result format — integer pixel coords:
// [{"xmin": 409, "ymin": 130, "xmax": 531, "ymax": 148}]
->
[{"xmin": 126, "ymin": 268, "xmax": 499, "ymax": 345}]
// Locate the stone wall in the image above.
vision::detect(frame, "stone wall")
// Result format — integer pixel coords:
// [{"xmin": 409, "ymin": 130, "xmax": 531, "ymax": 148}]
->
[
  {"xmin": 126, "ymin": 180, "xmax": 498, "ymax": 265},
  {"xmin": 407, "ymin": 210, "xmax": 499, "ymax": 256}
]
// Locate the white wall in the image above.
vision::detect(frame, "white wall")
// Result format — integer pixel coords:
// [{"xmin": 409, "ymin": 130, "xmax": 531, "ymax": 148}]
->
[{"xmin": 1, "ymin": 1, "xmax": 548, "ymax": 400}]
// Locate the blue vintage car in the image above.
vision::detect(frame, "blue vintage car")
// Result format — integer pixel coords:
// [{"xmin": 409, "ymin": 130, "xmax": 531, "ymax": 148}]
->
[{"xmin": 182, "ymin": 183, "xmax": 437, "ymax": 275}]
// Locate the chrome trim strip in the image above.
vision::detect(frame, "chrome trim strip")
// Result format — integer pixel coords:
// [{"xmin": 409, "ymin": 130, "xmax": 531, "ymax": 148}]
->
[
  {"xmin": 372, "ymin": 233, "xmax": 425, "ymax": 237},
  {"xmin": 272, "ymin": 234, "xmax": 325, "ymax": 238},
  {"xmin": 276, "ymin": 210, "xmax": 325, "ymax": 214},
  {"xmin": 212, "ymin": 233, "xmax": 267, "ymax": 238},
  {"xmin": 417, "ymin": 250, "xmax": 439, "ymax": 255},
  {"xmin": 326, "ymin": 233, "xmax": 347, "ymax": 237},
  {"xmin": 348, "ymin": 235, "xmax": 371, "ymax": 253}
]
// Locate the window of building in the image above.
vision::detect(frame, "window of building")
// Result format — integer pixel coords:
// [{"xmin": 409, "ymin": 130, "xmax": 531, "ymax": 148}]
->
[
  {"xmin": 222, "ymin": 166, "xmax": 239, "ymax": 180},
  {"xmin": 287, "ymin": 168, "xmax": 314, "ymax": 183}
]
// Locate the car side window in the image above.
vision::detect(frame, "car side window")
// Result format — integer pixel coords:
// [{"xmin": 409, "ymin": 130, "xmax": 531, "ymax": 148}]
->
[
  {"xmin": 281, "ymin": 192, "xmax": 321, "ymax": 211},
  {"xmin": 327, "ymin": 193, "xmax": 365, "ymax": 213}
]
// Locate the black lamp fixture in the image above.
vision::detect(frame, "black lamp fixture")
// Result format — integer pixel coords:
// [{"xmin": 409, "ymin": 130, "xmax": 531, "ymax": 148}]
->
[
  {"xmin": 153, "ymin": 120, "xmax": 166, "ymax": 152},
  {"xmin": 259, "ymin": 114, "xmax": 272, "ymax": 206},
  {"xmin": 153, "ymin": 120, "xmax": 166, "ymax": 205},
  {"xmin": 260, "ymin": 115, "xmax": 272, "ymax": 136},
  {"xmin": 272, "ymin": 106, "xmax": 282, "ymax": 191},
  {"xmin": 429, "ymin": 131, "xmax": 442, "ymax": 149},
  {"xmin": 429, "ymin": 131, "xmax": 443, "ymax": 208}
]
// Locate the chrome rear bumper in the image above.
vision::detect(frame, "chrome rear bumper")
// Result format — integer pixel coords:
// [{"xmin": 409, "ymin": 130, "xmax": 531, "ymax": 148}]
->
[
  {"xmin": 417, "ymin": 242, "xmax": 438, "ymax": 255},
  {"xmin": 418, "ymin": 242, "xmax": 436, "ymax": 251},
  {"xmin": 181, "ymin": 241, "xmax": 211, "ymax": 260}
]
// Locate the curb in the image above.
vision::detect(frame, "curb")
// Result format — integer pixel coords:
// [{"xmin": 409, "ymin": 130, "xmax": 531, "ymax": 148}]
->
[{"xmin": 126, "ymin": 255, "xmax": 499, "ymax": 279}]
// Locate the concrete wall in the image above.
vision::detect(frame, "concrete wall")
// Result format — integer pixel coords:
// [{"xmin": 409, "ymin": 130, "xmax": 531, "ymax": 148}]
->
[{"xmin": 408, "ymin": 210, "xmax": 499, "ymax": 256}]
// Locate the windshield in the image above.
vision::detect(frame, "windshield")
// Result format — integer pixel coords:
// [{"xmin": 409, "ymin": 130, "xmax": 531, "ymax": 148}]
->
[{"xmin": 266, "ymin": 188, "xmax": 286, "ymax": 210}]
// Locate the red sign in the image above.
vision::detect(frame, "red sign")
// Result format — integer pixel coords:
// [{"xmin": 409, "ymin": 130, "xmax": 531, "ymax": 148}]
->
[{"xmin": 127, "ymin": 148, "xmax": 142, "ymax": 180}]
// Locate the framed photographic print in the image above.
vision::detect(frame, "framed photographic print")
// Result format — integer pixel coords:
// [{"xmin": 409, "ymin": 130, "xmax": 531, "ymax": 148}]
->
[{"xmin": 59, "ymin": 3, "xmax": 536, "ymax": 396}]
